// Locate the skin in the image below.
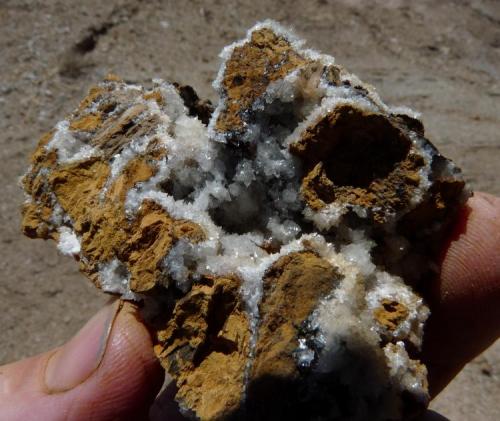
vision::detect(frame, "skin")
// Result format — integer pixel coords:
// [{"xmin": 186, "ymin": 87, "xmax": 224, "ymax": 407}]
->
[
  {"xmin": 0, "ymin": 192, "xmax": 498, "ymax": 420},
  {"xmin": 422, "ymin": 192, "xmax": 500, "ymax": 396}
]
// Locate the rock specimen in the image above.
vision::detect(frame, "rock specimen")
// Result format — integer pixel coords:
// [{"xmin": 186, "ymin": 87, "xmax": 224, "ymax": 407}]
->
[{"xmin": 21, "ymin": 21, "xmax": 469, "ymax": 420}]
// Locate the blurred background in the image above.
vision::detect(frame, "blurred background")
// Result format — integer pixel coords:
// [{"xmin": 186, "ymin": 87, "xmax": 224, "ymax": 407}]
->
[{"xmin": 0, "ymin": 0, "xmax": 498, "ymax": 419}]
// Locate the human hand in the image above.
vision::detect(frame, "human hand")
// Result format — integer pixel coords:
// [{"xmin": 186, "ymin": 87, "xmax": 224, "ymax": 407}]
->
[
  {"xmin": 0, "ymin": 193, "xmax": 498, "ymax": 420},
  {"xmin": 0, "ymin": 301, "xmax": 164, "ymax": 420},
  {"xmin": 422, "ymin": 192, "xmax": 500, "ymax": 397}
]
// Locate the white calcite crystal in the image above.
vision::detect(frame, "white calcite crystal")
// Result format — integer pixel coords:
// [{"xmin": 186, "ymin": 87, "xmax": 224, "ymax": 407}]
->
[{"xmin": 22, "ymin": 21, "xmax": 469, "ymax": 420}]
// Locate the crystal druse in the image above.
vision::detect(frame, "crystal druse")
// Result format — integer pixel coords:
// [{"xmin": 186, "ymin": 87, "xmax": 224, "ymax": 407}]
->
[{"xmin": 21, "ymin": 21, "xmax": 469, "ymax": 420}]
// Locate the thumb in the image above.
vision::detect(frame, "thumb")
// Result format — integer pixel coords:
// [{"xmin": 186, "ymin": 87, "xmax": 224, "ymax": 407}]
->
[
  {"xmin": 423, "ymin": 192, "xmax": 500, "ymax": 397},
  {"xmin": 0, "ymin": 300, "xmax": 164, "ymax": 420}
]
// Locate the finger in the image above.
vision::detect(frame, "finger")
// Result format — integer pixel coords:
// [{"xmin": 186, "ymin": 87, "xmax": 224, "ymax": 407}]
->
[
  {"xmin": 0, "ymin": 301, "xmax": 164, "ymax": 420},
  {"xmin": 423, "ymin": 192, "xmax": 500, "ymax": 397}
]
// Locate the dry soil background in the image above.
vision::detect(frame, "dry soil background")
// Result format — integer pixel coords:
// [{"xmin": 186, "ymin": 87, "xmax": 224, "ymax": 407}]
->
[{"xmin": 0, "ymin": 0, "xmax": 499, "ymax": 419}]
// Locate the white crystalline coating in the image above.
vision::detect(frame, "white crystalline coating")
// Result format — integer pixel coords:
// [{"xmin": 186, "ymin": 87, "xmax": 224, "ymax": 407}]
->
[
  {"xmin": 390, "ymin": 105, "xmax": 422, "ymax": 121},
  {"xmin": 303, "ymin": 203, "xmax": 347, "ymax": 231},
  {"xmin": 49, "ymin": 201, "xmax": 65, "ymax": 226},
  {"xmin": 295, "ymin": 338, "xmax": 316, "ymax": 368},
  {"xmin": 266, "ymin": 217, "xmax": 301, "ymax": 243},
  {"xmin": 340, "ymin": 241, "xmax": 376, "ymax": 277},
  {"xmin": 99, "ymin": 258, "xmax": 138, "ymax": 300},
  {"xmin": 46, "ymin": 121, "xmax": 100, "ymax": 163},
  {"xmin": 153, "ymin": 79, "xmax": 188, "ymax": 121},
  {"xmin": 162, "ymin": 239, "xmax": 196, "ymax": 292},
  {"xmin": 384, "ymin": 341, "xmax": 428, "ymax": 398},
  {"xmin": 366, "ymin": 272, "xmax": 430, "ymax": 348},
  {"xmin": 56, "ymin": 227, "xmax": 81, "ymax": 256},
  {"xmin": 291, "ymin": 233, "xmax": 430, "ymax": 409}
]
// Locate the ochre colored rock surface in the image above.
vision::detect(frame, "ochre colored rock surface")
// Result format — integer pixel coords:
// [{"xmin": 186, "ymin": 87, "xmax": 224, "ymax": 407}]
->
[
  {"xmin": 215, "ymin": 27, "xmax": 308, "ymax": 138},
  {"xmin": 22, "ymin": 79, "xmax": 205, "ymax": 293},
  {"xmin": 155, "ymin": 276, "xmax": 250, "ymax": 419},
  {"xmin": 251, "ymin": 252, "xmax": 339, "ymax": 382}
]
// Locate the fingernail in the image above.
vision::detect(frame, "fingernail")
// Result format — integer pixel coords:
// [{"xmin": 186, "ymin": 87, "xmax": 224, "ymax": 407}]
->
[{"xmin": 44, "ymin": 300, "xmax": 121, "ymax": 393}]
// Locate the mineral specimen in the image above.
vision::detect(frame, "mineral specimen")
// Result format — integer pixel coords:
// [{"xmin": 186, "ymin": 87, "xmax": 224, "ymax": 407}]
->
[{"xmin": 21, "ymin": 21, "xmax": 469, "ymax": 420}]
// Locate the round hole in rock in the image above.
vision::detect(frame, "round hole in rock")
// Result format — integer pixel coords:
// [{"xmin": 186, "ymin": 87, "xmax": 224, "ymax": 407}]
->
[{"xmin": 323, "ymin": 111, "xmax": 411, "ymax": 188}]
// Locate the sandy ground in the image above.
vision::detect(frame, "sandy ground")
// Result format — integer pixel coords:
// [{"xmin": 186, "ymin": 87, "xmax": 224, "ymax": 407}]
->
[{"xmin": 0, "ymin": 0, "xmax": 498, "ymax": 419}]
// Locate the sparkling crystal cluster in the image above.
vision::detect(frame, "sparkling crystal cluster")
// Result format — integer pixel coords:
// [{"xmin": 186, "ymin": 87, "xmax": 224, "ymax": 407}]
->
[{"xmin": 22, "ymin": 21, "xmax": 469, "ymax": 420}]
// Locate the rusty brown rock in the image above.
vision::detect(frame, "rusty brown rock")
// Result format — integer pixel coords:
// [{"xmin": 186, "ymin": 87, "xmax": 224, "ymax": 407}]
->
[
  {"xmin": 214, "ymin": 27, "xmax": 308, "ymax": 139},
  {"xmin": 291, "ymin": 104, "xmax": 425, "ymax": 224},
  {"xmin": 374, "ymin": 299, "xmax": 410, "ymax": 332},
  {"xmin": 21, "ymin": 79, "xmax": 206, "ymax": 293},
  {"xmin": 155, "ymin": 276, "xmax": 251, "ymax": 420},
  {"xmin": 250, "ymin": 252, "xmax": 339, "ymax": 381}
]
